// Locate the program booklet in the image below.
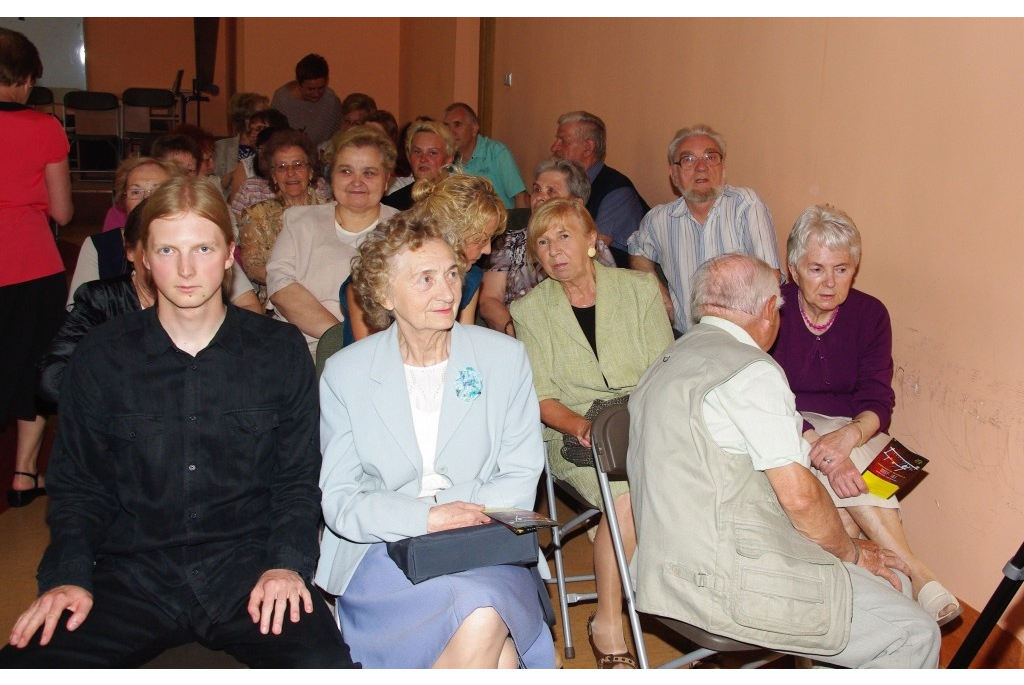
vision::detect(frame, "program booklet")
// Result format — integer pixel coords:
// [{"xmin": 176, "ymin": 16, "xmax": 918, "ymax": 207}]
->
[
  {"xmin": 484, "ymin": 508, "xmax": 558, "ymax": 535},
  {"xmin": 861, "ymin": 438, "xmax": 929, "ymax": 499}
]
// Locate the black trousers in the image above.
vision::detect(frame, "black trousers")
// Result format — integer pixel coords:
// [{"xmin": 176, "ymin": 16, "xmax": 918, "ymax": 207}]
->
[
  {"xmin": 0, "ymin": 566, "xmax": 357, "ymax": 668},
  {"xmin": 0, "ymin": 272, "xmax": 66, "ymax": 419}
]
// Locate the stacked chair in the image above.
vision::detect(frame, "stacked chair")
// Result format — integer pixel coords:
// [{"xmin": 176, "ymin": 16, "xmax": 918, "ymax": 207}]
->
[
  {"xmin": 121, "ymin": 87, "xmax": 179, "ymax": 156},
  {"xmin": 63, "ymin": 89, "xmax": 122, "ymax": 181}
]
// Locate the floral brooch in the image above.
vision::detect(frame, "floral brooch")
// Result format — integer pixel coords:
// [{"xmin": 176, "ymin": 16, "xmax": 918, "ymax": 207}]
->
[{"xmin": 454, "ymin": 366, "xmax": 483, "ymax": 401}]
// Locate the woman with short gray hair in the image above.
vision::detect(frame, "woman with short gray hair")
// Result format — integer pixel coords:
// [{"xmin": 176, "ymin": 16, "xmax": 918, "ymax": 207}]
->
[
  {"xmin": 479, "ymin": 157, "xmax": 613, "ymax": 336},
  {"xmin": 771, "ymin": 204, "xmax": 961, "ymax": 627}
]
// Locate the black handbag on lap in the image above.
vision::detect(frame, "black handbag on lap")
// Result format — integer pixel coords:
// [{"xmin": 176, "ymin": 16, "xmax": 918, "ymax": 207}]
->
[
  {"xmin": 560, "ymin": 395, "xmax": 630, "ymax": 467},
  {"xmin": 385, "ymin": 522, "xmax": 538, "ymax": 585}
]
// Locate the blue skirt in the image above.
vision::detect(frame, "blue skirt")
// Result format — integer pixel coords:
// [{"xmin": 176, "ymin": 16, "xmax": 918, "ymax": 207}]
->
[{"xmin": 338, "ymin": 543, "xmax": 555, "ymax": 668}]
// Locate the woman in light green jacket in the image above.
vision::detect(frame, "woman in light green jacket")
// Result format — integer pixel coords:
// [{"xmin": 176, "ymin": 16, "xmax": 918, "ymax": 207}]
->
[{"xmin": 512, "ymin": 198, "xmax": 672, "ymax": 669}]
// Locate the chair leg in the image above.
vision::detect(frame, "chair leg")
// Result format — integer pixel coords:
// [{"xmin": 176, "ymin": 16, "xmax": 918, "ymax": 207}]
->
[
  {"xmin": 542, "ymin": 461, "xmax": 602, "ymax": 660},
  {"xmin": 597, "ymin": 472, "xmax": 650, "ymax": 668},
  {"xmin": 545, "ymin": 464, "xmax": 576, "ymax": 660}
]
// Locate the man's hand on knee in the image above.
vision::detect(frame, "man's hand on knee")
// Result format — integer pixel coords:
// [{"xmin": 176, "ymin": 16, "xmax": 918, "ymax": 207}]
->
[
  {"xmin": 853, "ymin": 539, "xmax": 911, "ymax": 592},
  {"xmin": 247, "ymin": 569, "xmax": 313, "ymax": 636},
  {"xmin": 8, "ymin": 585, "xmax": 93, "ymax": 648}
]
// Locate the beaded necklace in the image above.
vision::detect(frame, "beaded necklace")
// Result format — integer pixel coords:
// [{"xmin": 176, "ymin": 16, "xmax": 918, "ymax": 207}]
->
[{"xmin": 798, "ymin": 295, "xmax": 839, "ymax": 333}]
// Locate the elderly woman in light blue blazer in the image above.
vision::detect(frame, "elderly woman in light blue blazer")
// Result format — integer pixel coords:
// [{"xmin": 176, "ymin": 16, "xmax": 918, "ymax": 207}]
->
[{"xmin": 315, "ymin": 210, "xmax": 555, "ymax": 668}]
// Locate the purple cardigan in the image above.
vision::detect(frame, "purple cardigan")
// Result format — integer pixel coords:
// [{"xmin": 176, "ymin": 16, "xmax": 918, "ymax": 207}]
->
[{"xmin": 770, "ymin": 281, "xmax": 895, "ymax": 433}]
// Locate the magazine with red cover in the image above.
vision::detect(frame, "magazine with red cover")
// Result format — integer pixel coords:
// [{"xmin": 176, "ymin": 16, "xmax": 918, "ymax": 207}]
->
[{"xmin": 861, "ymin": 438, "xmax": 929, "ymax": 499}]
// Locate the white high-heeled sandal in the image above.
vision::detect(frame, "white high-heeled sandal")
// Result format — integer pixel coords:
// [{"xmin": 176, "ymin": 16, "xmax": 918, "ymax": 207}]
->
[{"xmin": 918, "ymin": 580, "xmax": 962, "ymax": 626}]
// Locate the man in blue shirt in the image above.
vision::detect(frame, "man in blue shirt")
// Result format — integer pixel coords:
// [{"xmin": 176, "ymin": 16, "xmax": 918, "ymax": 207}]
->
[
  {"xmin": 443, "ymin": 102, "xmax": 528, "ymax": 209},
  {"xmin": 628, "ymin": 124, "xmax": 781, "ymax": 332}
]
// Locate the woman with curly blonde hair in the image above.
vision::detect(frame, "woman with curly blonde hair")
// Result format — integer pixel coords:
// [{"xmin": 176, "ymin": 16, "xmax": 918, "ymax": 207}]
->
[{"xmin": 342, "ymin": 173, "xmax": 506, "ymax": 343}]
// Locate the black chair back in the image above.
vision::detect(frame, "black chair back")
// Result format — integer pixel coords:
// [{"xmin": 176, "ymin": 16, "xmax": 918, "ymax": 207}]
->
[
  {"xmin": 121, "ymin": 88, "xmax": 179, "ymax": 156},
  {"xmin": 122, "ymin": 87, "xmax": 177, "ymax": 109},
  {"xmin": 63, "ymin": 90, "xmax": 122, "ymax": 179},
  {"xmin": 64, "ymin": 90, "xmax": 119, "ymax": 111},
  {"xmin": 315, "ymin": 323, "xmax": 346, "ymax": 379},
  {"xmin": 591, "ymin": 403, "xmax": 631, "ymax": 477},
  {"xmin": 27, "ymin": 85, "xmax": 54, "ymax": 106}
]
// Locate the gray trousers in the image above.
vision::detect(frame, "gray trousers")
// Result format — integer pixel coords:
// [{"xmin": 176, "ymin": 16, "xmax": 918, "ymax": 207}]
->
[{"xmin": 789, "ymin": 564, "xmax": 941, "ymax": 669}]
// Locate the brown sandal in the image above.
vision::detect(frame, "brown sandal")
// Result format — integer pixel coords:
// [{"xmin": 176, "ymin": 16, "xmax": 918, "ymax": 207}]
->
[{"xmin": 587, "ymin": 613, "xmax": 638, "ymax": 669}]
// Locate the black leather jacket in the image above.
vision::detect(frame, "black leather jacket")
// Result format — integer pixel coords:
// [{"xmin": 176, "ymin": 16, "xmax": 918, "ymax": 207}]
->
[{"xmin": 37, "ymin": 275, "xmax": 140, "ymax": 407}]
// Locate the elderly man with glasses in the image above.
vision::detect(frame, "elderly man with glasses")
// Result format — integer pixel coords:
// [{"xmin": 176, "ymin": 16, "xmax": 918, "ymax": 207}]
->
[{"xmin": 628, "ymin": 124, "xmax": 781, "ymax": 332}]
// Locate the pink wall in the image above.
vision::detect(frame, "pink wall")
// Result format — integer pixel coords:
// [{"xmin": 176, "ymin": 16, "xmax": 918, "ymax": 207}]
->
[
  {"xmin": 86, "ymin": 18, "xmax": 403, "ymax": 137},
  {"xmin": 397, "ymin": 18, "xmax": 479, "ymax": 123},
  {"xmin": 451, "ymin": 18, "xmax": 480, "ymax": 110},
  {"xmin": 82, "ymin": 17, "xmax": 469, "ymax": 141},
  {"xmin": 84, "ymin": 17, "xmax": 230, "ymax": 136},
  {"xmin": 236, "ymin": 18, "xmax": 400, "ymax": 121},
  {"xmin": 398, "ymin": 18, "xmax": 457, "ymax": 123},
  {"xmin": 492, "ymin": 16, "xmax": 1024, "ymax": 639},
  {"xmin": 238, "ymin": 17, "xmax": 477, "ymax": 133}
]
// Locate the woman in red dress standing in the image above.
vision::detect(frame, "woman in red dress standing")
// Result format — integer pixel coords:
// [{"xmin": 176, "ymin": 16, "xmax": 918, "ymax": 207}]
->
[{"xmin": 0, "ymin": 28, "xmax": 74, "ymax": 507}]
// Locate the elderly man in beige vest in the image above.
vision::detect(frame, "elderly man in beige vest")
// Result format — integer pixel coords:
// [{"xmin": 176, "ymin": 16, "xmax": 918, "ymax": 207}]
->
[{"xmin": 628, "ymin": 253, "xmax": 940, "ymax": 668}]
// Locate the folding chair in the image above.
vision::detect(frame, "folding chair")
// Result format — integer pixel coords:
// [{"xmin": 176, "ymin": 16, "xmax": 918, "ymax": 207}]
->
[
  {"xmin": 63, "ymin": 90, "xmax": 122, "ymax": 181},
  {"xmin": 26, "ymin": 85, "xmax": 56, "ymax": 116},
  {"xmin": 121, "ymin": 87, "xmax": 179, "ymax": 156},
  {"xmin": 541, "ymin": 459, "xmax": 601, "ymax": 659},
  {"xmin": 315, "ymin": 323, "xmax": 347, "ymax": 379},
  {"xmin": 590, "ymin": 402, "xmax": 784, "ymax": 669},
  {"xmin": 26, "ymin": 85, "xmax": 60, "ymax": 237}
]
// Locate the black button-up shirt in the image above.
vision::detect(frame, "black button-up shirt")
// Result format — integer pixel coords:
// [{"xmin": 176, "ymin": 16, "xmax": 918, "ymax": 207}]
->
[{"xmin": 39, "ymin": 306, "xmax": 322, "ymax": 623}]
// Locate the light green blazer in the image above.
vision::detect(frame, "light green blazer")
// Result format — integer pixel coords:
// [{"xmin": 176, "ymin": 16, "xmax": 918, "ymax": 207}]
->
[{"xmin": 511, "ymin": 263, "xmax": 673, "ymax": 454}]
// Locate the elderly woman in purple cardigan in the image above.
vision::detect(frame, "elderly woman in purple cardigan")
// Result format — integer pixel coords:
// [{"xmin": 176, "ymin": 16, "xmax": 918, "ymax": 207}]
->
[{"xmin": 770, "ymin": 204, "xmax": 960, "ymax": 627}]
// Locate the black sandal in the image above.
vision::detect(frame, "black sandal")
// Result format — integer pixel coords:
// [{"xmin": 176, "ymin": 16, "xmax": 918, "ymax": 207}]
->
[{"xmin": 7, "ymin": 471, "xmax": 46, "ymax": 508}]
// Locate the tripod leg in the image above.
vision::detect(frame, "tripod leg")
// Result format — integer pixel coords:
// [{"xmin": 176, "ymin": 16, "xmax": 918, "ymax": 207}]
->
[{"xmin": 947, "ymin": 540, "xmax": 1024, "ymax": 668}]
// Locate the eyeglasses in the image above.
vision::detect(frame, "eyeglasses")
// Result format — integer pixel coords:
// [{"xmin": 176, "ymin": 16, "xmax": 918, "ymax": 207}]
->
[
  {"xmin": 126, "ymin": 187, "xmax": 156, "ymax": 201},
  {"xmin": 672, "ymin": 152, "xmax": 724, "ymax": 170},
  {"xmin": 273, "ymin": 161, "xmax": 311, "ymax": 173}
]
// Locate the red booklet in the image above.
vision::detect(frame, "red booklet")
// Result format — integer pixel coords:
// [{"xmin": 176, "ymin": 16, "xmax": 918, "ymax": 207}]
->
[{"xmin": 861, "ymin": 438, "xmax": 929, "ymax": 499}]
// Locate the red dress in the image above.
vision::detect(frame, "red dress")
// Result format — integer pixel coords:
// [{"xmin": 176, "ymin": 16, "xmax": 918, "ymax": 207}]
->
[
  {"xmin": 0, "ymin": 103, "xmax": 70, "ymax": 419},
  {"xmin": 0, "ymin": 105, "xmax": 68, "ymax": 286}
]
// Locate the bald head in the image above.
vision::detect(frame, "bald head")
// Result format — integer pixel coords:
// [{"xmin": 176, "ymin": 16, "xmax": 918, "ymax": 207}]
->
[{"xmin": 691, "ymin": 253, "xmax": 782, "ymax": 349}]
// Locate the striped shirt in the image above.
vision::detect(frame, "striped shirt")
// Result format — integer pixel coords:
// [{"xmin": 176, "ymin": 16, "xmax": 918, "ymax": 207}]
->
[{"xmin": 627, "ymin": 186, "xmax": 781, "ymax": 331}]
